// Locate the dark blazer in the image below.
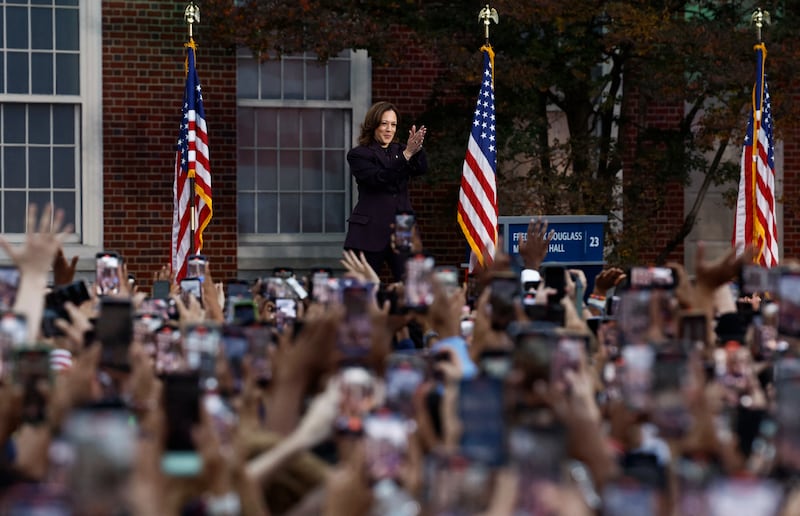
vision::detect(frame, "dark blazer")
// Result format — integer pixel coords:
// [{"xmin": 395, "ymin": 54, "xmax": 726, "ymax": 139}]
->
[{"xmin": 344, "ymin": 141, "xmax": 428, "ymax": 252}]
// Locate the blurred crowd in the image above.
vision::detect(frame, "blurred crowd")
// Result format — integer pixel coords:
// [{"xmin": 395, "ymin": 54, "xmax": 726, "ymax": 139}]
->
[{"xmin": 1, "ymin": 205, "xmax": 800, "ymax": 515}]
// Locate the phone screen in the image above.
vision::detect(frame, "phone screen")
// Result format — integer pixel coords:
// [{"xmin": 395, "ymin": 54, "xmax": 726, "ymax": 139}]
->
[
  {"xmin": 95, "ymin": 253, "xmax": 120, "ymax": 296},
  {"xmin": 226, "ymin": 280, "xmax": 252, "ymax": 300},
  {"xmin": 629, "ymin": 266, "xmax": 676, "ymax": 290},
  {"xmin": 161, "ymin": 373, "xmax": 202, "ymax": 476},
  {"xmin": 617, "ymin": 290, "xmax": 652, "ymax": 346},
  {"xmin": 394, "ymin": 211, "xmax": 415, "ymax": 253},
  {"xmin": 187, "ymin": 254, "xmax": 207, "ymax": 280},
  {"xmin": 275, "ymin": 298, "xmax": 297, "ymax": 331},
  {"xmin": 385, "ymin": 353, "xmax": 427, "ymax": 416},
  {"xmin": 62, "ymin": 403, "xmax": 136, "ymax": 504},
  {"xmin": 96, "ymin": 298, "xmax": 133, "ymax": 370},
  {"xmin": 621, "ymin": 344, "xmax": 655, "ymax": 413},
  {"xmin": 311, "ymin": 270, "xmax": 332, "ymax": 304},
  {"xmin": 334, "ymin": 366, "xmax": 381, "ymax": 435},
  {"xmin": 152, "ymin": 279, "xmax": 171, "ymax": 300},
  {"xmin": 244, "ymin": 323, "xmax": 273, "ymax": 387},
  {"xmin": 550, "ymin": 336, "xmax": 584, "ymax": 385},
  {"xmin": 155, "ymin": 325, "xmax": 184, "ymax": 375},
  {"xmin": 404, "ymin": 254, "xmax": 434, "ymax": 311},
  {"xmin": 180, "ymin": 278, "xmax": 203, "ymax": 308},
  {"xmin": 0, "ymin": 312, "xmax": 25, "ymax": 383},
  {"xmin": 337, "ymin": 283, "xmax": 372, "ymax": 359},
  {"xmin": 778, "ymin": 273, "xmax": 800, "ymax": 337},
  {"xmin": 543, "ymin": 266, "xmax": 566, "ymax": 303},
  {"xmin": 14, "ymin": 348, "xmax": 51, "ymax": 424},
  {"xmin": 650, "ymin": 346, "xmax": 691, "ymax": 438},
  {"xmin": 458, "ymin": 376, "xmax": 506, "ymax": 466},
  {"xmin": 0, "ymin": 265, "xmax": 20, "ymax": 311},
  {"xmin": 183, "ymin": 323, "xmax": 220, "ymax": 387},
  {"xmin": 222, "ymin": 325, "xmax": 248, "ymax": 391},
  {"xmin": 680, "ymin": 314, "xmax": 708, "ymax": 349},
  {"xmin": 364, "ymin": 413, "xmax": 410, "ymax": 482},
  {"xmin": 489, "ymin": 274, "xmax": 519, "ymax": 331}
]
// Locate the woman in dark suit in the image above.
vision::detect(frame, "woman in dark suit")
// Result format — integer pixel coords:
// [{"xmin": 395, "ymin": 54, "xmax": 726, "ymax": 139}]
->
[{"xmin": 344, "ymin": 101, "xmax": 427, "ymax": 280}]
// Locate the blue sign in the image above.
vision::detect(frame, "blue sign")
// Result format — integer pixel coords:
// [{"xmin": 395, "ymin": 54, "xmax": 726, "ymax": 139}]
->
[{"xmin": 501, "ymin": 216, "xmax": 607, "ymax": 264}]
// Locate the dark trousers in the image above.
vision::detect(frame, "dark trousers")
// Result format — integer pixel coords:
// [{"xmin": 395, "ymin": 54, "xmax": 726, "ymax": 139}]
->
[{"xmin": 346, "ymin": 244, "xmax": 405, "ymax": 283}]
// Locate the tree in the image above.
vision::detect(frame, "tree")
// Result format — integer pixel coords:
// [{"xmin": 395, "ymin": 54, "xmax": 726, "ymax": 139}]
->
[{"xmin": 203, "ymin": 0, "xmax": 800, "ymax": 265}]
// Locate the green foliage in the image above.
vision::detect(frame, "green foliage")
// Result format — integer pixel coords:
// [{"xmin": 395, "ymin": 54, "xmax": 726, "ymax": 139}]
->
[{"xmin": 202, "ymin": 0, "xmax": 800, "ymax": 264}]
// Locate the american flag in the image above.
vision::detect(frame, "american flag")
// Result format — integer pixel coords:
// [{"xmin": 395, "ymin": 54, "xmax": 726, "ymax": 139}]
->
[
  {"xmin": 172, "ymin": 39, "xmax": 212, "ymax": 281},
  {"xmin": 458, "ymin": 46, "xmax": 498, "ymax": 270},
  {"xmin": 733, "ymin": 43, "xmax": 779, "ymax": 268}
]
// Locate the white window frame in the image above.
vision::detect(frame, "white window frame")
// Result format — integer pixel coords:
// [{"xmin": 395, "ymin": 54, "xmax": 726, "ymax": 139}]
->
[
  {"xmin": 237, "ymin": 49, "xmax": 371, "ymax": 273},
  {"xmin": 0, "ymin": 0, "xmax": 102, "ymax": 259}
]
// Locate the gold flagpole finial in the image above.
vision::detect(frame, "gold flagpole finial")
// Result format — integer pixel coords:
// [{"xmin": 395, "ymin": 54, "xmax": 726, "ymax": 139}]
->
[
  {"xmin": 185, "ymin": 2, "xmax": 200, "ymax": 39},
  {"xmin": 478, "ymin": 4, "xmax": 499, "ymax": 44},
  {"xmin": 751, "ymin": 8, "xmax": 770, "ymax": 43}
]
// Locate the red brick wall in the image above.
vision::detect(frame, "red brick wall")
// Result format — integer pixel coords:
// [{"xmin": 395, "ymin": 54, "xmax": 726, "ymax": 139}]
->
[
  {"xmin": 373, "ymin": 28, "xmax": 467, "ymax": 268},
  {"xmin": 782, "ymin": 113, "xmax": 800, "ymax": 262},
  {"xmin": 619, "ymin": 83, "xmax": 686, "ymax": 265},
  {"xmin": 102, "ymin": 2, "xmax": 238, "ymax": 287}
]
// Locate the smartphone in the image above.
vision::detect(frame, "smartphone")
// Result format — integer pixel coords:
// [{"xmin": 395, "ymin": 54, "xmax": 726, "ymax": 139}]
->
[
  {"xmin": 458, "ymin": 376, "xmax": 506, "ymax": 466},
  {"xmin": 310, "ymin": 268, "xmax": 333, "ymax": 303},
  {"xmin": 155, "ymin": 325, "xmax": 184, "ymax": 375},
  {"xmin": 620, "ymin": 344, "xmax": 655, "ymax": 413},
  {"xmin": 161, "ymin": 372, "xmax": 202, "ymax": 476},
  {"xmin": 404, "ymin": 254, "xmax": 435, "ymax": 311},
  {"xmin": 707, "ymin": 478, "xmax": 783, "ymax": 516},
  {"xmin": 285, "ymin": 276, "xmax": 308, "ymax": 300},
  {"xmin": 261, "ymin": 277, "xmax": 289, "ymax": 300},
  {"xmin": 629, "ymin": 266, "xmax": 676, "ymax": 290},
  {"xmin": 187, "ymin": 254, "xmax": 207, "ymax": 281},
  {"xmin": 617, "ymin": 289, "xmax": 652, "ymax": 346},
  {"xmin": 364, "ymin": 412, "xmax": 410, "ymax": 482},
  {"xmin": 543, "ymin": 265, "xmax": 566, "ymax": 303},
  {"xmin": 740, "ymin": 264, "xmax": 769, "ymax": 296},
  {"xmin": 478, "ymin": 349, "xmax": 511, "ymax": 380},
  {"xmin": 334, "ymin": 366, "xmax": 380, "ymax": 435},
  {"xmin": 62, "ymin": 402, "xmax": 136, "ymax": 505},
  {"xmin": 650, "ymin": 345, "xmax": 691, "ymax": 438},
  {"xmin": 680, "ymin": 313, "xmax": 708, "ymax": 349},
  {"xmin": 337, "ymin": 281, "xmax": 373, "ymax": 360},
  {"xmin": 571, "ymin": 271, "xmax": 585, "ymax": 316},
  {"xmin": 376, "ymin": 285, "xmax": 400, "ymax": 315},
  {"xmin": 96, "ymin": 297, "xmax": 134, "ymax": 371},
  {"xmin": 550, "ymin": 336, "xmax": 584, "ymax": 385},
  {"xmin": 385, "ymin": 353, "xmax": 428, "ymax": 417},
  {"xmin": 13, "ymin": 347, "xmax": 52, "ymax": 424},
  {"xmin": 229, "ymin": 299, "xmax": 257, "ymax": 325},
  {"xmin": 434, "ymin": 265, "xmax": 460, "ymax": 295},
  {"xmin": 180, "ymin": 277, "xmax": 203, "ymax": 308},
  {"xmin": 221, "ymin": 325, "xmax": 248, "ymax": 392},
  {"xmin": 514, "ymin": 329, "xmax": 557, "ymax": 385},
  {"xmin": 272, "ymin": 267, "xmax": 295, "ymax": 280},
  {"xmin": 247, "ymin": 324, "xmax": 274, "ymax": 387},
  {"xmin": 274, "ymin": 298, "xmax": 298, "ymax": 331},
  {"xmin": 0, "ymin": 313, "xmax": 26, "ymax": 382},
  {"xmin": 183, "ymin": 323, "xmax": 220, "ymax": 388},
  {"xmin": 778, "ymin": 272, "xmax": 800, "ymax": 337},
  {"xmin": 602, "ymin": 481, "xmax": 658, "ymax": 516},
  {"xmin": 489, "ymin": 273, "xmax": 519, "ymax": 331},
  {"xmin": 152, "ymin": 279, "xmax": 171, "ymax": 300},
  {"xmin": 394, "ymin": 211, "xmax": 415, "ymax": 253},
  {"xmin": 95, "ymin": 252, "xmax": 121, "ymax": 296},
  {"xmin": 0, "ymin": 265, "xmax": 20, "ymax": 311},
  {"xmin": 226, "ymin": 279, "xmax": 252, "ymax": 300}
]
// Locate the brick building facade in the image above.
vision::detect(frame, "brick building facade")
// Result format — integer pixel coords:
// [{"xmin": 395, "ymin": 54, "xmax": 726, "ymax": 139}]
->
[{"xmin": 2, "ymin": 1, "xmax": 793, "ymax": 287}]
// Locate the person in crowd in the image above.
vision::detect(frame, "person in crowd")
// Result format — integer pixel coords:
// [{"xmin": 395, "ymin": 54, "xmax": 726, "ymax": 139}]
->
[
  {"xmin": 5, "ymin": 203, "xmax": 800, "ymax": 516},
  {"xmin": 344, "ymin": 101, "xmax": 427, "ymax": 281}
]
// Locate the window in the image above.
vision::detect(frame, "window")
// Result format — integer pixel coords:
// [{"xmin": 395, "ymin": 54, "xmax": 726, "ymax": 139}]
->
[
  {"xmin": 0, "ymin": 0, "xmax": 101, "ymax": 245},
  {"xmin": 236, "ymin": 50, "xmax": 369, "ymax": 238}
]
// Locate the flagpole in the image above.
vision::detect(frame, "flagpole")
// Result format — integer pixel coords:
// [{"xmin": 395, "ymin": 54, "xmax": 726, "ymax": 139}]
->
[
  {"xmin": 185, "ymin": 2, "xmax": 199, "ymax": 255},
  {"xmin": 750, "ymin": 8, "xmax": 770, "ymax": 261}
]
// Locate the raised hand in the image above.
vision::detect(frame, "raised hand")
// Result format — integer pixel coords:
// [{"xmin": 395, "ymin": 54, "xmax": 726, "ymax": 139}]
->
[
  {"xmin": 518, "ymin": 217, "xmax": 554, "ymax": 270},
  {"xmin": 403, "ymin": 124, "xmax": 427, "ymax": 159}
]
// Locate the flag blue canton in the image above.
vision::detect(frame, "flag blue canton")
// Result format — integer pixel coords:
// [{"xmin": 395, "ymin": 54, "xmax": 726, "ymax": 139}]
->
[{"xmin": 471, "ymin": 54, "xmax": 496, "ymax": 171}]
